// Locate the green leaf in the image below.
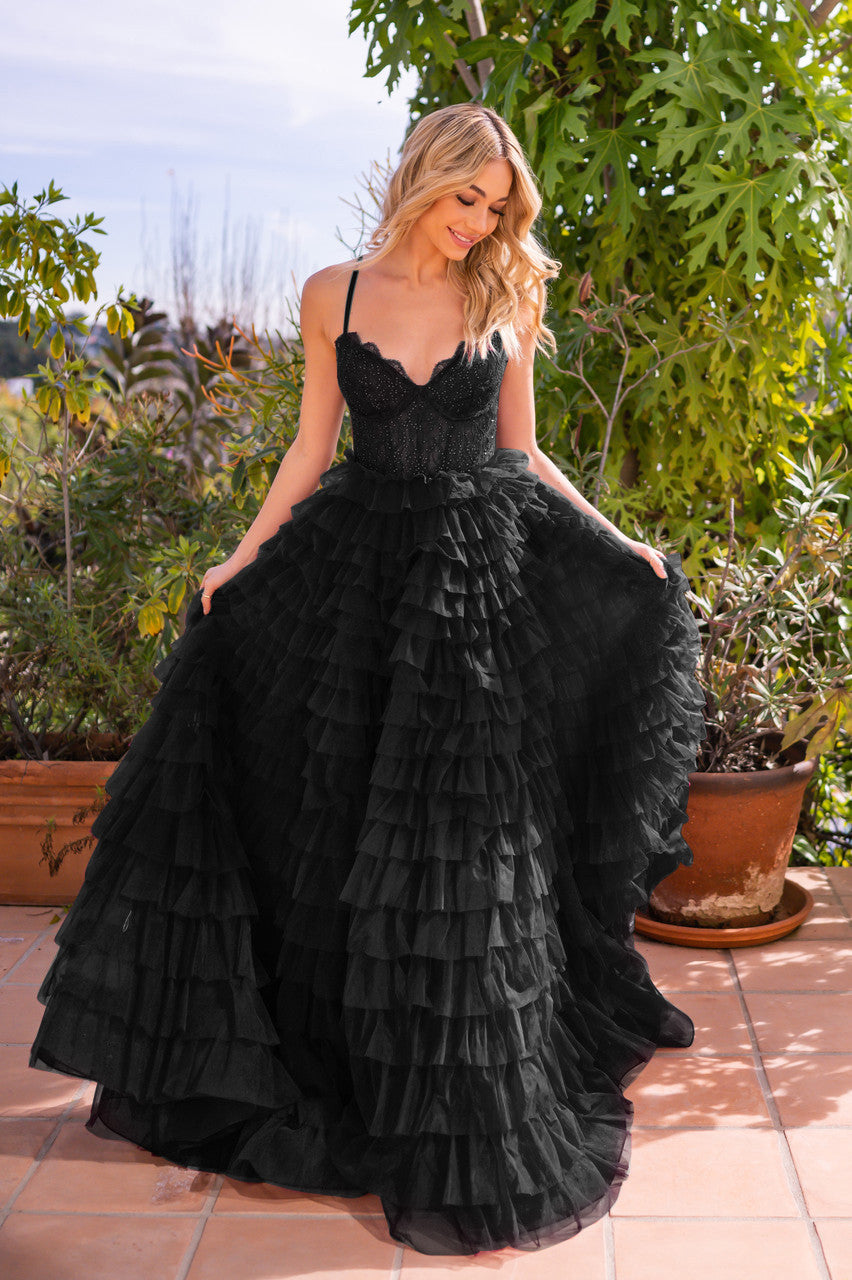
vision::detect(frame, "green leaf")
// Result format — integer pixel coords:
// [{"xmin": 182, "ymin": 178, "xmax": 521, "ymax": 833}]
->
[
  {"xmin": 601, "ymin": 0, "xmax": 641, "ymax": 48},
  {"xmin": 556, "ymin": 0, "xmax": 596, "ymax": 43},
  {"xmin": 456, "ymin": 35, "xmax": 529, "ymax": 113},
  {"xmin": 669, "ymin": 164, "xmax": 785, "ymax": 282},
  {"xmin": 624, "ymin": 45, "xmax": 724, "ymax": 115},
  {"xmin": 535, "ymin": 95, "xmax": 589, "ymax": 199},
  {"xmin": 231, "ymin": 457, "xmax": 247, "ymax": 494},
  {"xmin": 571, "ymin": 107, "xmax": 651, "ymax": 237},
  {"xmin": 247, "ymin": 458, "xmax": 266, "ymax": 497},
  {"xmin": 525, "ymin": 39, "xmax": 557, "ymax": 75},
  {"xmin": 75, "ymin": 389, "xmax": 91, "ymax": 424},
  {"xmin": 167, "ymin": 578, "xmax": 187, "ymax": 614},
  {"xmin": 137, "ymin": 603, "xmax": 165, "ymax": 637}
]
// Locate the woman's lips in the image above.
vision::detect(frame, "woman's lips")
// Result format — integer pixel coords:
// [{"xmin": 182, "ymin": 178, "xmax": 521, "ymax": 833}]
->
[{"xmin": 448, "ymin": 228, "xmax": 477, "ymax": 247}]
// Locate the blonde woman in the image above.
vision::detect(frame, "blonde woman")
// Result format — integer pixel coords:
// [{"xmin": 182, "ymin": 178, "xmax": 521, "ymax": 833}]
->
[{"xmin": 30, "ymin": 103, "xmax": 706, "ymax": 1256}]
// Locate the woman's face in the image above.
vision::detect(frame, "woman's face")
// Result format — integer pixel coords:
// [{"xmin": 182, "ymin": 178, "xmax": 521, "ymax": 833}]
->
[{"xmin": 417, "ymin": 157, "xmax": 513, "ymax": 260}]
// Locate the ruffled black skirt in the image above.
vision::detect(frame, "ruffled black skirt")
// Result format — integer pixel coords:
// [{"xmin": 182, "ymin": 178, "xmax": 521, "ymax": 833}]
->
[{"xmin": 29, "ymin": 446, "xmax": 707, "ymax": 1255}]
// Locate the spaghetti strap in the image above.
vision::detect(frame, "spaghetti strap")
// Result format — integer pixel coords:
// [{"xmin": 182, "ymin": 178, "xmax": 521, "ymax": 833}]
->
[{"xmin": 342, "ymin": 269, "xmax": 359, "ymax": 335}]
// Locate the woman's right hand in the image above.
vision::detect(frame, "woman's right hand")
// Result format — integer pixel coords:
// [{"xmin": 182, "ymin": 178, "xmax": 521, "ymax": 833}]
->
[{"xmin": 200, "ymin": 552, "xmax": 253, "ymax": 615}]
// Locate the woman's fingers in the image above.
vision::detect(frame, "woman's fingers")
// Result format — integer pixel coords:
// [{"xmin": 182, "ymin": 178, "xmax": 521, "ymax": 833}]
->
[{"xmin": 625, "ymin": 538, "xmax": 668, "ymax": 578}]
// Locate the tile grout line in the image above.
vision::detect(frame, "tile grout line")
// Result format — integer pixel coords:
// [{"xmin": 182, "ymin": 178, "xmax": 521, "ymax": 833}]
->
[
  {"xmin": 654, "ymin": 986, "xmax": 852, "ymax": 995},
  {"xmin": 0, "ymin": 1077, "xmax": 91, "ymax": 1231},
  {"xmin": 0, "ymin": 920, "xmax": 60, "ymax": 987},
  {"xmin": 389, "ymin": 1243, "xmax": 405, "ymax": 1279},
  {"xmin": 603, "ymin": 1211, "xmax": 616, "ymax": 1280},
  {"xmin": 822, "ymin": 877, "xmax": 852, "ymax": 922},
  {"xmin": 630, "ymin": 1122, "xmax": 851, "ymax": 1131},
  {"xmin": 172, "ymin": 1174, "xmax": 224, "ymax": 1280},
  {"xmin": 725, "ymin": 947, "xmax": 834, "ymax": 1280}
]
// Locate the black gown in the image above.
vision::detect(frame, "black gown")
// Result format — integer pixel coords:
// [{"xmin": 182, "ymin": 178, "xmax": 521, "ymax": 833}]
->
[{"xmin": 29, "ymin": 267, "xmax": 707, "ymax": 1256}]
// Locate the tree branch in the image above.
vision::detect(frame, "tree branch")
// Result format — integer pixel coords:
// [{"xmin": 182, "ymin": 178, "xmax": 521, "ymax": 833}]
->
[
  {"xmin": 1, "ymin": 689, "xmax": 44, "ymax": 759},
  {"xmin": 464, "ymin": 0, "xmax": 495, "ymax": 89},
  {"xmin": 818, "ymin": 31, "xmax": 852, "ymax": 63},
  {"xmin": 57, "ymin": 401, "xmax": 74, "ymax": 611},
  {"xmin": 550, "ymin": 328, "xmax": 727, "ymax": 502},
  {"xmin": 808, "ymin": 0, "xmax": 843, "ymax": 28},
  {"xmin": 793, "ymin": 0, "xmax": 843, "ymax": 27}
]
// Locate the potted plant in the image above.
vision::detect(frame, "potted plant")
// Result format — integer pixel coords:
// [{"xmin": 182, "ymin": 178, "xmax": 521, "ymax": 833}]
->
[
  {"xmin": 639, "ymin": 442, "xmax": 852, "ymax": 944},
  {"xmin": 0, "ymin": 381, "xmax": 230, "ymax": 902},
  {"xmin": 0, "ymin": 184, "xmax": 261, "ymax": 903},
  {"xmin": 539, "ymin": 271, "xmax": 850, "ymax": 942}
]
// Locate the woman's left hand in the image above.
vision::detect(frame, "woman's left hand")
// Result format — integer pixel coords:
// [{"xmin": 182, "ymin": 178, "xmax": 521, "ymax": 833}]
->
[{"xmin": 620, "ymin": 537, "xmax": 668, "ymax": 579}]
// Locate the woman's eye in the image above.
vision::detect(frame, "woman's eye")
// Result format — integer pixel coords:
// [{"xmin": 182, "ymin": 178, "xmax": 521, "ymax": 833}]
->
[{"xmin": 456, "ymin": 195, "xmax": 505, "ymax": 217}]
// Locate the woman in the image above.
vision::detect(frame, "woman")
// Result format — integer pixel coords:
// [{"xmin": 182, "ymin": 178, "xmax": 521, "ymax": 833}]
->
[{"xmin": 29, "ymin": 101, "xmax": 706, "ymax": 1256}]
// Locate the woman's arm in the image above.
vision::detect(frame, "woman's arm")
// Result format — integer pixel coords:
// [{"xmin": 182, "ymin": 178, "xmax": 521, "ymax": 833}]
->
[
  {"xmin": 496, "ymin": 315, "xmax": 667, "ymax": 578},
  {"xmin": 496, "ymin": 319, "xmax": 629, "ymax": 540},
  {"xmin": 200, "ymin": 269, "xmax": 347, "ymax": 613},
  {"xmin": 230, "ymin": 270, "xmax": 346, "ymax": 567}
]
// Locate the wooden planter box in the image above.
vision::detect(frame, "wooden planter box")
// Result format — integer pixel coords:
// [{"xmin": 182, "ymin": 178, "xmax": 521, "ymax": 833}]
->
[{"xmin": 0, "ymin": 760, "xmax": 117, "ymax": 905}]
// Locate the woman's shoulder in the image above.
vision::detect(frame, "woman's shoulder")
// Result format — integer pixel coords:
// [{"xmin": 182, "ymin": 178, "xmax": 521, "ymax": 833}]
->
[
  {"xmin": 300, "ymin": 258, "xmax": 365, "ymax": 341},
  {"xmin": 303, "ymin": 251, "xmax": 387, "ymax": 291},
  {"xmin": 303, "ymin": 257, "xmax": 363, "ymax": 288}
]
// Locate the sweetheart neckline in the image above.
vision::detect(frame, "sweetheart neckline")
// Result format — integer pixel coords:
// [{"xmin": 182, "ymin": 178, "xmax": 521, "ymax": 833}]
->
[{"xmin": 335, "ymin": 329, "xmax": 467, "ymax": 389}]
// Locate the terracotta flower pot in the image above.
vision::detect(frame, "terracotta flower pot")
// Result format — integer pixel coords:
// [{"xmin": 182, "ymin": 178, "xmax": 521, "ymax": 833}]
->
[
  {"xmin": 0, "ymin": 759, "xmax": 116, "ymax": 905},
  {"xmin": 649, "ymin": 754, "xmax": 818, "ymax": 928}
]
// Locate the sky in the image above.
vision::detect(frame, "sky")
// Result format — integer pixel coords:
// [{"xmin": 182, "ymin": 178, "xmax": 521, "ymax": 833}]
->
[{"xmin": 1, "ymin": 0, "xmax": 420, "ymax": 330}]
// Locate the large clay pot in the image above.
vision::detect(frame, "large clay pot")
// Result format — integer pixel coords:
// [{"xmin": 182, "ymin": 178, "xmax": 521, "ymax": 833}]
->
[
  {"xmin": 649, "ymin": 752, "xmax": 818, "ymax": 928},
  {"xmin": 0, "ymin": 759, "xmax": 116, "ymax": 904}
]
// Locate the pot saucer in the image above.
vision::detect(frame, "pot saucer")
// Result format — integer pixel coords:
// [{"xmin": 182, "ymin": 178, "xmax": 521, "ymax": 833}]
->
[{"xmin": 634, "ymin": 877, "xmax": 815, "ymax": 948}]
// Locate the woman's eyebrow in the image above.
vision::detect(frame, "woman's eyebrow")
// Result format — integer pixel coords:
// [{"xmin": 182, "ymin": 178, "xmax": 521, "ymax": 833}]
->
[{"xmin": 469, "ymin": 184, "xmax": 510, "ymax": 202}]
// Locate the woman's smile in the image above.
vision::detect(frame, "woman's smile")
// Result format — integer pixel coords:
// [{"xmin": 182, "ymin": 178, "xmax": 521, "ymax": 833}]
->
[{"xmin": 448, "ymin": 227, "xmax": 478, "ymax": 246}]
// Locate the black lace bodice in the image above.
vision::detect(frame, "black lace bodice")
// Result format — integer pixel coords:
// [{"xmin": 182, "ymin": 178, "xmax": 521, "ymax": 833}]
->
[{"xmin": 335, "ymin": 268, "xmax": 509, "ymax": 480}]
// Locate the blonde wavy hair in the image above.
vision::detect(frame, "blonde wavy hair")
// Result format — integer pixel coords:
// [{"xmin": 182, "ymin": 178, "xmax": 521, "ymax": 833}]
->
[{"xmin": 359, "ymin": 102, "xmax": 560, "ymax": 364}]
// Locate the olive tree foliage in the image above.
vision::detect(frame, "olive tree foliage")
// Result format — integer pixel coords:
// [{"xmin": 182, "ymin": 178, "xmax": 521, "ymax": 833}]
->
[
  {"xmin": 349, "ymin": 0, "xmax": 852, "ymax": 549},
  {"xmin": 0, "ymin": 183, "xmax": 136, "ymax": 608}
]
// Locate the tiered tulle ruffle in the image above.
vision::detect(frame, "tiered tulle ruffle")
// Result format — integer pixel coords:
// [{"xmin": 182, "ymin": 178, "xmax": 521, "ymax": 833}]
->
[{"xmin": 29, "ymin": 445, "xmax": 707, "ymax": 1255}]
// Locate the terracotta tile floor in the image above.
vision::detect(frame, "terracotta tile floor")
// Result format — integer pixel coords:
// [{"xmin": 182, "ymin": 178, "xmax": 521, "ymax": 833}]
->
[{"xmin": 1, "ymin": 865, "xmax": 850, "ymax": 1280}]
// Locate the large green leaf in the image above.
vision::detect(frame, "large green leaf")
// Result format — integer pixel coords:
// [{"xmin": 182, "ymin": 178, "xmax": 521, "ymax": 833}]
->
[
  {"xmin": 669, "ymin": 164, "xmax": 785, "ymax": 280},
  {"xmin": 570, "ymin": 107, "xmax": 653, "ymax": 236},
  {"xmin": 601, "ymin": 0, "xmax": 642, "ymax": 48}
]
